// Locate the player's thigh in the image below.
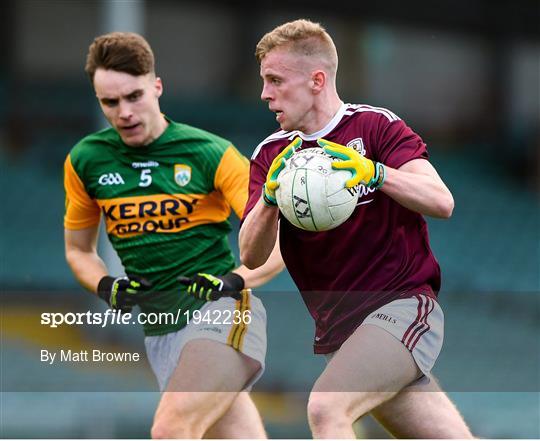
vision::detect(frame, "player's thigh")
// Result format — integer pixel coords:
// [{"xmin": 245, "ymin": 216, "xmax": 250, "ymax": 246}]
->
[
  {"xmin": 145, "ymin": 290, "xmax": 266, "ymax": 392},
  {"xmin": 362, "ymin": 294, "xmax": 445, "ymax": 377},
  {"xmin": 168, "ymin": 338, "xmax": 261, "ymax": 392},
  {"xmin": 314, "ymin": 324, "xmax": 421, "ymax": 393},
  {"xmin": 310, "ymin": 324, "xmax": 421, "ymax": 419},
  {"xmin": 151, "ymin": 292, "xmax": 267, "ymax": 434},
  {"xmin": 371, "ymin": 376, "xmax": 473, "ymax": 439},
  {"xmin": 153, "ymin": 340, "xmax": 260, "ymax": 434},
  {"xmin": 203, "ymin": 392, "xmax": 266, "ymax": 439}
]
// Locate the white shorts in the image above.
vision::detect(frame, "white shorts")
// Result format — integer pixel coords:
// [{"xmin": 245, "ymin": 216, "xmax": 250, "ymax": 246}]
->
[
  {"xmin": 144, "ymin": 290, "xmax": 267, "ymax": 391},
  {"xmin": 326, "ymin": 294, "xmax": 444, "ymax": 377},
  {"xmin": 362, "ymin": 294, "xmax": 444, "ymax": 376}
]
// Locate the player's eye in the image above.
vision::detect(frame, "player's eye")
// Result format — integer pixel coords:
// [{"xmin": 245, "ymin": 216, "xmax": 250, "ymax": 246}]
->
[
  {"xmin": 101, "ymin": 99, "xmax": 118, "ymax": 107},
  {"xmin": 127, "ymin": 91, "xmax": 143, "ymax": 102},
  {"xmin": 271, "ymin": 78, "xmax": 282, "ymax": 85}
]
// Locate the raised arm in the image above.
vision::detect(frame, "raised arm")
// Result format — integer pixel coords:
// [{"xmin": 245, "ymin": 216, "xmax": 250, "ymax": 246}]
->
[
  {"xmin": 239, "ymin": 199, "xmax": 280, "ymax": 269},
  {"xmin": 240, "ymin": 137, "xmax": 300, "ymax": 269},
  {"xmin": 319, "ymin": 119, "xmax": 454, "ymax": 219},
  {"xmin": 381, "ymin": 159, "xmax": 454, "ymax": 218},
  {"xmin": 235, "ymin": 234, "xmax": 284, "ymax": 287}
]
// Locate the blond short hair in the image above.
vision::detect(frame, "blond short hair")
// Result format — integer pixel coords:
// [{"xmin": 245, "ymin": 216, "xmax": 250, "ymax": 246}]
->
[{"xmin": 255, "ymin": 19, "xmax": 338, "ymax": 75}]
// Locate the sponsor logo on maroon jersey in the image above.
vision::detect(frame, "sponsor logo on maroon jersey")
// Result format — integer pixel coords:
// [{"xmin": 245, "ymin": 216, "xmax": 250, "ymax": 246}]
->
[{"xmin": 370, "ymin": 313, "xmax": 397, "ymax": 324}]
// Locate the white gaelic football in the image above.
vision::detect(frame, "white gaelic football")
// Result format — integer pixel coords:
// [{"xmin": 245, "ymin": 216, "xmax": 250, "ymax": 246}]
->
[{"xmin": 275, "ymin": 147, "xmax": 359, "ymax": 231}]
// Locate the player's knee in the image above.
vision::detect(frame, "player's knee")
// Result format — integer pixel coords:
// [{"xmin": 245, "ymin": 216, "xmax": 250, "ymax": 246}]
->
[
  {"xmin": 150, "ymin": 420, "xmax": 170, "ymax": 440},
  {"xmin": 151, "ymin": 419, "xmax": 204, "ymax": 439},
  {"xmin": 307, "ymin": 392, "xmax": 351, "ymax": 430},
  {"xmin": 151, "ymin": 408, "xmax": 204, "ymax": 439}
]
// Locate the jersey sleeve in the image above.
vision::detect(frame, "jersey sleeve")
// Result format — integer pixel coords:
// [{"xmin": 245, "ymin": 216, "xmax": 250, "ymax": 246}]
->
[
  {"xmin": 214, "ymin": 145, "xmax": 250, "ymax": 219},
  {"xmin": 375, "ymin": 118, "xmax": 428, "ymax": 169},
  {"xmin": 64, "ymin": 154, "xmax": 101, "ymax": 229}
]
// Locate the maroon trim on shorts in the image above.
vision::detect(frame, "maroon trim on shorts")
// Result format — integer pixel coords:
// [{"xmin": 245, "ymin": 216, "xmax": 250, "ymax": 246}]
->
[
  {"xmin": 409, "ymin": 297, "xmax": 435, "ymax": 351},
  {"xmin": 402, "ymin": 295, "xmax": 434, "ymax": 351},
  {"xmin": 401, "ymin": 295, "xmax": 424, "ymax": 347}
]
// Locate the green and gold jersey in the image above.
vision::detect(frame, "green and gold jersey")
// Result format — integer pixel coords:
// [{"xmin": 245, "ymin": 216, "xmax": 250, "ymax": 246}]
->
[{"xmin": 64, "ymin": 118, "xmax": 249, "ymax": 336}]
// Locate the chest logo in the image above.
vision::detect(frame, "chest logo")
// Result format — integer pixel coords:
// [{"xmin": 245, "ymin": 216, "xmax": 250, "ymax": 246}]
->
[
  {"xmin": 174, "ymin": 164, "xmax": 192, "ymax": 187},
  {"xmin": 98, "ymin": 172, "xmax": 125, "ymax": 186},
  {"xmin": 346, "ymin": 138, "xmax": 366, "ymax": 156}
]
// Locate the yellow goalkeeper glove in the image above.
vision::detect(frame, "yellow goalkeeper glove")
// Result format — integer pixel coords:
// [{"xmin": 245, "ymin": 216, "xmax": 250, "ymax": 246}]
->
[
  {"xmin": 262, "ymin": 137, "xmax": 302, "ymax": 206},
  {"xmin": 317, "ymin": 138, "xmax": 385, "ymax": 189}
]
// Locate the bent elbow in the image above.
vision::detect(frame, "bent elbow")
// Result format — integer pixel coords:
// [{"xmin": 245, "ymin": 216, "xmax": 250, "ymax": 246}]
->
[
  {"xmin": 439, "ymin": 194, "xmax": 454, "ymax": 219},
  {"xmin": 65, "ymin": 248, "xmax": 77, "ymax": 267},
  {"xmin": 240, "ymin": 250, "xmax": 262, "ymax": 270}
]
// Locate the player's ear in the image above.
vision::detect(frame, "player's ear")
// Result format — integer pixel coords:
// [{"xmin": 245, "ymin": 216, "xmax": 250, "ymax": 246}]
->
[
  {"xmin": 311, "ymin": 70, "xmax": 325, "ymax": 94},
  {"xmin": 155, "ymin": 77, "xmax": 163, "ymax": 98}
]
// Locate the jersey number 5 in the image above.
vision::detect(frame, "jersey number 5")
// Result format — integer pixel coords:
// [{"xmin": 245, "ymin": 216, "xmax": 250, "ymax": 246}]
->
[{"xmin": 139, "ymin": 169, "xmax": 152, "ymax": 187}]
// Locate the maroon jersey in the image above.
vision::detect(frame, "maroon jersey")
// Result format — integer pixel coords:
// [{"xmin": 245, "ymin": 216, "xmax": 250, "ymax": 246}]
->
[{"xmin": 243, "ymin": 103, "xmax": 441, "ymax": 354}]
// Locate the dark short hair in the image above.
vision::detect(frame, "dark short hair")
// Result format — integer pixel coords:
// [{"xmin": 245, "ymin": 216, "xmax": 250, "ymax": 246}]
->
[{"xmin": 85, "ymin": 32, "xmax": 155, "ymax": 83}]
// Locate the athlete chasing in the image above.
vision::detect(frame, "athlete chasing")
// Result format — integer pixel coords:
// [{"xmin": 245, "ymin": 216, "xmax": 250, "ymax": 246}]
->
[{"xmin": 64, "ymin": 32, "xmax": 282, "ymax": 439}]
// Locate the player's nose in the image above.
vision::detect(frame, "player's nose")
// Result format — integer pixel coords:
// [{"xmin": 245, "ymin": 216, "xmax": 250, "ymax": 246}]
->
[
  {"xmin": 118, "ymin": 101, "xmax": 133, "ymax": 119},
  {"xmin": 260, "ymin": 83, "xmax": 273, "ymax": 102}
]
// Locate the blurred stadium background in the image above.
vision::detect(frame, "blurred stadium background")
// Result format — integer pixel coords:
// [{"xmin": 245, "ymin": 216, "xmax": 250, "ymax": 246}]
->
[{"xmin": 1, "ymin": 0, "xmax": 539, "ymax": 438}]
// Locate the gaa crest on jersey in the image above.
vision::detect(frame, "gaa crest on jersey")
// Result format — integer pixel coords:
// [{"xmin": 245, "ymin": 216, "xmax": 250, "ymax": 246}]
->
[
  {"xmin": 346, "ymin": 138, "xmax": 366, "ymax": 156},
  {"xmin": 174, "ymin": 164, "xmax": 191, "ymax": 187},
  {"xmin": 98, "ymin": 172, "xmax": 125, "ymax": 186}
]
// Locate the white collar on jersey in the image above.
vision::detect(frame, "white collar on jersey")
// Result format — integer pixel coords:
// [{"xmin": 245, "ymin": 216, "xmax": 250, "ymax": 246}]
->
[{"xmin": 299, "ymin": 101, "xmax": 347, "ymax": 141}]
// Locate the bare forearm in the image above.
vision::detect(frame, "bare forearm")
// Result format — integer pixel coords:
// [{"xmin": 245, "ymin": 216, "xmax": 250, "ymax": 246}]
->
[
  {"xmin": 239, "ymin": 198, "xmax": 280, "ymax": 269},
  {"xmin": 66, "ymin": 249, "xmax": 108, "ymax": 294},
  {"xmin": 381, "ymin": 165, "xmax": 454, "ymax": 218},
  {"xmin": 234, "ymin": 239, "xmax": 284, "ymax": 288}
]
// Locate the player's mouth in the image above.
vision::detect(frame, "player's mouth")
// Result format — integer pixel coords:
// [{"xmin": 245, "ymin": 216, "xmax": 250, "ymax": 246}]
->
[
  {"xmin": 275, "ymin": 111, "xmax": 284, "ymax": 122},
  {"xmin": 119, "ymin": 122, "xmax": 142, "ymax": 134}
]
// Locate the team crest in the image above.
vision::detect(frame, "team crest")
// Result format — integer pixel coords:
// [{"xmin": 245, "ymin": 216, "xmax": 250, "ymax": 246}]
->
[
  {"xmin": 174, "ymin": 164, "xmax": 191, "ymax": 187},
  {"xmin": 346, "ymin": 138, "xmax": 366, "ymax": 156}
]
